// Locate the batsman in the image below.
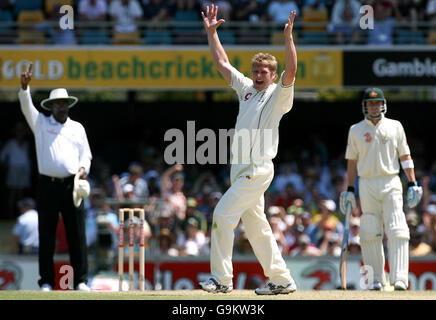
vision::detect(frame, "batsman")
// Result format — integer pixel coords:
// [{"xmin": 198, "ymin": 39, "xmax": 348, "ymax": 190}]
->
[{"xmin": 340, "ymin": 88, "xmax": 422, "ymax": 291}]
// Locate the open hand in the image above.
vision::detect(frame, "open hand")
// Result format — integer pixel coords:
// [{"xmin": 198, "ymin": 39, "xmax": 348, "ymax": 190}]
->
[
  {"xmin": 21, "ymin": 62, "xmax": 32, "ymax": 90},
  {"xmin": 201, "ymin": 4, "xmax": 225, "ymax": 33},
  {"xmin": 284, "ymin": 10, "xmax": 296, "ymax": 38}
]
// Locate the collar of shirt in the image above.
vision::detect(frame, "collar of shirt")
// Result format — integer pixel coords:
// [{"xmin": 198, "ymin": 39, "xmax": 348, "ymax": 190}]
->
[
  {"xmin": 364, "ymin": 114, "xmax": 385, "ymax": 128},
  {"xmin": 48, "ymin": 115, "xmax": 70, "ymax": 126}
]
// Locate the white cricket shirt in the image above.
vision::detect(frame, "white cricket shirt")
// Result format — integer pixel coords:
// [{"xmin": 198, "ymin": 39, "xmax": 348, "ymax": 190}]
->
[
  {"xmin": 345, "ymin": 115, "xmax": 410, "ymax": 178},
  {"xmin": 18, "ymin": 87, "xmax": 92, "ymax": 178},
  {"xmin": 229, "ymin": 67, "xmax": 294, "ymax": 165}
]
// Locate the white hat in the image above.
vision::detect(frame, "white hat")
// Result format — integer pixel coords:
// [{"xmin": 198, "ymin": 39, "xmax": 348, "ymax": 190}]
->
[
  {"xmin": 40, "ymin": 88, "xmax": 78, "ymax": 110},
  {"xmin": 324, "ymin": 199, "xmax": 336, "ymax": 212},
  {"xmin": 73, "ymin": 173, "xmax": 90, "ymax": 207}
]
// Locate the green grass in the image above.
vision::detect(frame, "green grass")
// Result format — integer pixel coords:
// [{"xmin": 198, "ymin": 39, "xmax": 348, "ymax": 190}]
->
[{"xmin": 0, "ymin": 290, "xmax": 435, "ymax": 300}]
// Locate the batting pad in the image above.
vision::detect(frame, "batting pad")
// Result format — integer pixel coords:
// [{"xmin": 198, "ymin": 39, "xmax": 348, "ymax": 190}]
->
[
  {"xmin": 387, "ymin": 238, "xmax": 409, "ymax": 285},
  {"xmin": 360, "ymin": 239, "xmax": 386, "ymax": 286}
]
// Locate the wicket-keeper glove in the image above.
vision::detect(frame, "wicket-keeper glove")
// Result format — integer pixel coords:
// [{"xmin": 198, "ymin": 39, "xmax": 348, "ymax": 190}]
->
[
  {"xmin": 340, "ymin": 186, "xmax": 357, "ymax": 214},
  {"xmin": 406, "ymin": 181, "xmax": 423, "ymax": 208}
]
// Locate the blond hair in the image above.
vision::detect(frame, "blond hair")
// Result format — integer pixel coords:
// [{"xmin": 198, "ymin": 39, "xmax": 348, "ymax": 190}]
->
[{"xmin": 251, "ymin": 53, "xmax": 278, "ymax": 73}]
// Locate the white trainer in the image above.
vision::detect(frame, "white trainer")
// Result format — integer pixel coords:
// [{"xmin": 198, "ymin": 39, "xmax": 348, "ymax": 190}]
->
[
  {"xmin": 198, "ymin": 278, "xmax": 232, "ymax": 293},
  {"xmin": 75, "ymin": 282, "xmax": 91, "ymax": 291},
  {"xmin": 394, "ymin": 281, "xmax": 407, "ymax": 291},
  {"xmin": 255, "ymin": 280, "xmax": 297, "ymax": 295},
  {"xmin": 40, "ymin": 284, "xmax": 52, "ymax": 291}
]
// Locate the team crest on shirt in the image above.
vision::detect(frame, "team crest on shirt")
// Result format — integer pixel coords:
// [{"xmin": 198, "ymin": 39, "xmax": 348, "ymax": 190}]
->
[
  {"xmin": 244, "ymin": 93, "xmax": 252, "ymax": 101},
  {"xmin": 364, "ymin": 132, "xmax": 372, "ymax": 143}
]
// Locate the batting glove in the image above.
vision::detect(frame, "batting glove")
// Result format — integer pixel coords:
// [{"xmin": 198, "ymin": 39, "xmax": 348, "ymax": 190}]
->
[
  {"xmin": 340, "ymin": 187, "xmax": 357, "ymax": 214},
  {"xmin": 406, "ymin": 181, "xmax": 423, "ymax": 208}
]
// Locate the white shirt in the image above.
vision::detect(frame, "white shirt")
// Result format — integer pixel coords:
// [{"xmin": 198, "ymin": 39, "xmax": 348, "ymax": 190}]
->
[
  {"xmin": 109, "ymin": 0, "xmax": 143, "ymax": 33},
  {"xmin": 268, "ymin": 1, "xmax": 300, "ymax": 23},
  {"xmin": 230, "ymin": 67, "xmax": 294, "ymax": 165},
  {"xmin": 18, "ymin": 87, "xmax": 92, "ymax": 178},
  {"xmin": 345, "ymin": 115, "xmax": 410, "ymax": 178},
  {"xmin": 12, "ymin": 209, "xmax": 39, "ymax": 247},
  {"xmin": 79, "ymin": 0, "xmax": 107, "ymax": 20}
]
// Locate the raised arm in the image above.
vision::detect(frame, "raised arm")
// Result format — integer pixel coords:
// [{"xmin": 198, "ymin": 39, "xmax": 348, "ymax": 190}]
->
[
  {"xmin": 201, "ymin": 4, "xmax": 232, "ymax": 83},
  {"xmin": 282, "ymin": 11, "xmax": 297, "ymax": 86},
  {"xmin": 19, "ymin": 62, "xmax": 38, "ymax": 132}
]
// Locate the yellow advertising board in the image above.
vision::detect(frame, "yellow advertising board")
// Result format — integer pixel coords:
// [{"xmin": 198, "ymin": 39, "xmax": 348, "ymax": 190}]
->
[{"xmin": 0, "ymin": 47, "xmax": 342, "ymax": 89}]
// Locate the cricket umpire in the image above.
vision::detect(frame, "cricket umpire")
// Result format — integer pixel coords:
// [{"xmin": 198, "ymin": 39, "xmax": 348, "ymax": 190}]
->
[
  {"xmin": 19, "ymin": 63, "xmax": 92, "ymax": 291},
  {"xmin": 340, "ymin": 88, "xmax": 422, "ymax": 291}
]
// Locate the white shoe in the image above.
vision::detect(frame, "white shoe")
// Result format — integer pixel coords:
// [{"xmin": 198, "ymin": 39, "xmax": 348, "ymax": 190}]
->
[
  {"xmin": 40, "ymin": 284, "xmax": 52, "ymax": 291},
  {"xmin": 75, "ymin": 282, "xmax": 91, "ymax": 291},
  {"xmin": 394, "ymin": 281, "xmax": 407, "ymax": 291},
  {"xmin": 255, "ymin": 280, "xmax": 297, "ymax": 295},
  {"xmin": 370, "ymin": 281, "xmax": 383, "ymax": 291},
  {"xmin": 198, "ymin": 278, "xmax": 232, "ymax": 293}
]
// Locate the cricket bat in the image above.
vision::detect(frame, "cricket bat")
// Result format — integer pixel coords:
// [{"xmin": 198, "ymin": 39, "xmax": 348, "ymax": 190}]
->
[{"xmin": 339, "ymin": 202, "xmax": 352, "ymax": 290}]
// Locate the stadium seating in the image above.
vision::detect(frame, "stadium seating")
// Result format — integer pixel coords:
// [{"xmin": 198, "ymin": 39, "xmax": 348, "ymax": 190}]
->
[
  {"xmin": 17, "ymin": 9, "xmax": 45, "ymax": 44},
  {"xmin": 0, "ymin": 9, "xmax": 15, "ymax": 43},
  {"xmin": 143, "ymin": 30, "xmax": 172, "ymax": 45},
  {"xmin": 270, "ymin": 31, "xmax": 298, "ymax": 45},
  {"xmin": 302, "ymin": 8, "xmax": 328, "ymax": 31},
  {"xmin": 299, "ymin": 31, "xmax": 330, "ymax": 45},
  {"xmin": 173, "ymin": 31, "xmax": 207, "ymax": 45},
  {"xmin": 80, "ymin": 29, "xmax": 111, "ymax": 45},
  {"xmin": 45, "ymin": 0, "xmax": 73, "ymax": 15},
  {"xmin": 395, "ymin": 29, "xmax": 426, "ymax": 44},
  {"xmin": 428, "ymin": 31, "xmax": 436, "ymax": 44},
  {"xmin": 113, "ymin": 31, "xmax": 141, "ymax": 45},
  {"xmin": 237, "ymin": 30, "xmax": 269, "ymax": 45},
  {"xmin": 219, "ymin": 30, "xmax": 236, "ymax": 45},
  {"xmin": 13, "ymin": 0, "xmax": 42, "ymax": 15}
]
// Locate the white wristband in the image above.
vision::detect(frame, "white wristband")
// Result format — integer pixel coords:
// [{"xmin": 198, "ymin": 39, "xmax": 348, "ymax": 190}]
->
[{"xmin": 401, "ymin": 160, "xmax": 414, "ymax": 169}]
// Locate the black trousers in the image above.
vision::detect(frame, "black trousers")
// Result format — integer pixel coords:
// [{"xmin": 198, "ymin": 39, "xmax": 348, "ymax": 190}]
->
[{"xmin": 37, "ymin": 175, "xmax": 88, "ymax": 288}]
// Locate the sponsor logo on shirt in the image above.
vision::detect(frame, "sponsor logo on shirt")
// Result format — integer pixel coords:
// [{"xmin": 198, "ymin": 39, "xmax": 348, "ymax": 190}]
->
[
  {"xmin": 244, "ymin": 93, "xmax": 252, "ymax": 101},
  {"xmin": 364, "ymin": 132, "xmax": 372, "ymax": 143}
]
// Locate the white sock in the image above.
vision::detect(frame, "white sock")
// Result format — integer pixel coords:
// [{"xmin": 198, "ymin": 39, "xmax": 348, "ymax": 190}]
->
[
  {"xmin": 360, "ymin": 239, "xmax": 386, "ymax": 286},
  {"xmin": 388, "ymin": 238, "xmax": 409, "ymax": 286}
]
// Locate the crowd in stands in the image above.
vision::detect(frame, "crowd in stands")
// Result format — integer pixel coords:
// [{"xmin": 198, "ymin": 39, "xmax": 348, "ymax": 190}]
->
[
  {"xmin": 3, "ymin": 125, "xmax": 436, "ymax": 270},
  {"xmin": 1, "ymin": 0, "xmax": 436, "ymax": 44}
]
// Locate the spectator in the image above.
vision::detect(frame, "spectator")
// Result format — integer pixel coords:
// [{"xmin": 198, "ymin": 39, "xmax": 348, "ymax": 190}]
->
[
  {"xmin": 115, "ymin": 163, "xmax": 149, "ymax": 201},
  {"xmin": 426, "ymin": 0, "xmax": 436, "ymax": 28},
  {"xmin": 366, "ymin": 1, "xmax": 396, "ymax": 45},
  {"xmin": 328, "ymin": 0, "xmax": 361, "ymax": 44},
  {"xmin": 268, "ymin": 0, "xmax": 300, "ymax": 23},
  {"xmin": 348, "ymin": 235, "xmax": 361, "ymax": 255},
  {"xmin": 201, "ymin": 1, "xmax": 233, "ymax": 20},
  {"xmin": 143, "ymin": 0, "xmax": 171, "ymax": 22},
  {"xmin": 37, "ymin": 5, "xmax": 77, "ymax": 44},
  {"xmin": 155, "ymin": 228, "xmax": 178, "ymax": 256},
  {"xmin": 192, "ymin": 171, "xmax": 221, "ymax": 199},
  {"xmin": 423, "ymin": 204, "xmax": 436, "ymax": 251},
  {"xmin": 109, "ymin": 0, "xmax": 144, "ymax": 33},
  {"xmin": 177, "ymin": 217, "xmax": 209, "ymax": 256},
  {"xmin": 161, "ymin": 164, "xmax": 187, "ymax": 222},
  {"xmin": 394, "ymin": 0, "xmax": 427, "ymax": 29},
  {"xmin": 11, "ymin": 198, "xmax": 39, "ymax": 254},
  {"xmin": 410, "ymin": 229, "xmax": 432, "ymax": 256},
  {"xmin": 233, "ymin": 0, "xmax": 269, "ymax": 22},
  {"xmin": 144, "ymin": 169, "xmax": 161, "ymax": 198},
  {"xmin": 289, "ymin": 234, "xmax": 322, "ymax": 256},
  {"xmin": 303, "ymin": 0, "xmax": 329, "ymax": 10},
  {"xmin": 78, "ymin": 0, "xmax": 108, "ymax": 22},
  {"xmin": 269, "ymin": 213, "xmax": 288, "ymax": 254},
  {"xmin": 235, "ymin": 226, "xmax": 254, "ymax": 254},
  {"xmin": 169, "ymin": 0, "xmax": 201, "ymax": 16},
  {"xmin": 0, "ymin": 122, "xmax": 32, "ymax": 219},
  {"xmin": 325, "ymin": 232, "xmax": 341, "ymax": 256},
  {"xmin": 182, "ymin": 197, "xmax": 208, "ymax": 234},
  {"xmin": 311, "ymin": 199, "xmax": 343, "ymax": 235},
  {"xmin": 273, "ymin": 162, "xmax": 305, "ymax": 195},
  {"xmin": 275, "ymin": 183, "xmax": 297, "ymax": 209}
]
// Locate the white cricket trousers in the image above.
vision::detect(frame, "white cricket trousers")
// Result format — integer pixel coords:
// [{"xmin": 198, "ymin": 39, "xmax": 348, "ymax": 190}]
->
[
  {"xmin": 210, "ymin": 161, "xmax": 292, "ymax": 287},
  {"xmin": 359, "ymin": 175, "xmax": 410, "ymax": 286}
]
